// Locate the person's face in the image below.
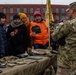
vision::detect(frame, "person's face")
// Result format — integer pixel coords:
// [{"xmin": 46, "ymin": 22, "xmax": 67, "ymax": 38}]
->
[
  {"xmin": 13, "ymin": 18, "xmax": 21, "ymax": 24},
  {"xmin": 34, "ymin": 16, "xmax": 42, "ymax": 22},
  {"xmin": 0, "ymin": 18, "xmax": 6, "ymax": 24},
  {"xmin": 22, "ymin": 18, "xmax": 26, "ymax": 23},
  {"xmin": 68, "ymin": 9, "xmax": 73, "ymax": 19}
]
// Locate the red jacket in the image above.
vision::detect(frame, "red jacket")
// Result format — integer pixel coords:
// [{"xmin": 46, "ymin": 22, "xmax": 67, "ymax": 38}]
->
[{"xmin": 30, "ymin": 20, "xmax": 49, "ymax": 45}]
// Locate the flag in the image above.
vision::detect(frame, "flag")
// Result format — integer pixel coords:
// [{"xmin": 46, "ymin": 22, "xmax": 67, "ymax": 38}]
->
[
  {"xmin": 45, "ymin": 0, "xmax": 54, "ymax": 47},
  {"xmin": 49, "ymin": 1, "xmax": 54, "ymax": 24},
  {"xmin": 45, "ymin": 0, "xmax": 54, "ymax": 27}
]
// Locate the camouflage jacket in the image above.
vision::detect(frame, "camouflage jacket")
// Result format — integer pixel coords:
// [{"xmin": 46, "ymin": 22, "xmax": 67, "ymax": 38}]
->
[{"xmin": 52, "ymin": 17, "xmax": 76, "ymax": 69}]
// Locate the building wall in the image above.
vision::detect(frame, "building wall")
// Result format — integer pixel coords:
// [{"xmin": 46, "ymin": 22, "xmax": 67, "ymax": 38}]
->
[{"xmin": 0, "ymin": 4, "xmax": 68, "ymax": 24}]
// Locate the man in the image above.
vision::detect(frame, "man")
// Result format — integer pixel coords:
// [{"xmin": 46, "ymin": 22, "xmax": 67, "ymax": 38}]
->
[
  {"xmin": 0, "ymin": 12, "xmax": 8, "ymax": 58},
  {"xmin": 52, "ymin": 2, "xmax": 76, "ymax": 75},
  {"xmin": 30, "ymin": 10, "xmax": 49, "ymax": 49},
  {"xmin": 7, "ymin": 14, "xmax": 31, "ymax": 56}
]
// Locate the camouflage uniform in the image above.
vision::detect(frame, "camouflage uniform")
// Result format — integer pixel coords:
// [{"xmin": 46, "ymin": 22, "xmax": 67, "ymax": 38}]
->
[{"xmin": 52, "ymin": 2, "xmax": 76, "ymax": 74}]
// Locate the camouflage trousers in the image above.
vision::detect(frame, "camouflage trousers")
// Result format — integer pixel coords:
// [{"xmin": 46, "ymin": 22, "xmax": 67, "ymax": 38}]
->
[
  {"xmin": 56, "ymin": 47, "xmax": 76, "ymax": 75},
  {"xmin": 56, "ymin": 66, "xmax": 76, "ymax": 75}
]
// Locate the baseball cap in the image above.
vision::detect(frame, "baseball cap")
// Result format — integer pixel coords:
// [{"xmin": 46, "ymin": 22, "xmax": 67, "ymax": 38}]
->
[{"xmin": 66, "ymin": 2, "xmax": 76, "ymax": 12}]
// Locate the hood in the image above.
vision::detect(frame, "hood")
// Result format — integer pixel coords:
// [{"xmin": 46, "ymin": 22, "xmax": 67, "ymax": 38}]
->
[{"xmin": 19, "ymin": 13, "xmax": 30, "ymax": 27}]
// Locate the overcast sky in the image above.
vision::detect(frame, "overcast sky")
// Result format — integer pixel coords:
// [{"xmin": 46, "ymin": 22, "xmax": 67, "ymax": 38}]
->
[{"xmin": 0, "ymin": 0, "xmax": 76, "ymax": 5}]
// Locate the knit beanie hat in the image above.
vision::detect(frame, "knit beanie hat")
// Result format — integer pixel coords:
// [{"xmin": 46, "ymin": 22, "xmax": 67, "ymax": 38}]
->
[
  {"xmin": 13, "ymin": 14, "xmax": 20, "ymax": 20},
  {"xmin": 0, "ymin": 12, "xmax": 6, "ymax": 19},
  {"xmin": 33, "ymin": 10, "xmax": 41, "ymax": 17}
]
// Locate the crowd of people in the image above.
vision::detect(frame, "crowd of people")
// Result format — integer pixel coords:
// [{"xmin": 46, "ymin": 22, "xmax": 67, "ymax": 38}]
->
[
  {"xmin": 0, "ymin": 9, "xmax": 49, "ymax": 57},
  {"xmin": 0, "ymin": 1, "xmax": 76, "ymax": 75}
]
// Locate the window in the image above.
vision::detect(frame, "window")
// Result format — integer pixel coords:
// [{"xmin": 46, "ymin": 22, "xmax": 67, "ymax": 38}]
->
[
  {"xmin": 60, "ymin": 8, "xmax": 65, "ymax": 14},
  {"xmin": 36, "ymin": 8, "xmax": 40, "ymax": 11},
  {"xmin": 23, "ymin": 8, "xmax": 27, "ymax": 13},
  {"xmin": 10, "ymin": 16, "xmax": 13, "ymax": 21},
  {"xmin": 3, "ymin": 8, "xmax": 6, "ymax": 13},
  {"xmin": 17, "ymin": 8, "xmax": 20, "ymax": 13},
  {"xmin": 56, "ymin": 8, "xmax": 59, "ymax": 13},
  {"xmin": 43, "ymin": 8, "xmax": 46, "ymax": 13},
  {"xmin": 30, "ymin": 16, "xmax": 34, "ymax": 21},
  {"xmin": 56, "ymin": 16, "xmax": 59, "ymax": 20},
  {"xmin": 30, "ymin": 8, "xmax": 34, "ymax": 13},
  {"xmin": 10, "ymin": 8, "xmax": 13, "ymax": 13}
]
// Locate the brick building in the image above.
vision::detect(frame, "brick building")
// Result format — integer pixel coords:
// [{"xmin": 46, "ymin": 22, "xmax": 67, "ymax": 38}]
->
[{"xmin": 0, "ymin": 4, "xmax": 68, "ymax": 24}]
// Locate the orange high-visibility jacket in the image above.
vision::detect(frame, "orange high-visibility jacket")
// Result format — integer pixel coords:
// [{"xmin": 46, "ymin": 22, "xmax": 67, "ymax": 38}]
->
[{"xmin": 30, "ymin": 20, "xmax": 49, "ymax": 45}]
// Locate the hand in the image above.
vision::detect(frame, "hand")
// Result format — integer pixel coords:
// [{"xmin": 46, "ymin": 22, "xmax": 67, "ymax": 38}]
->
[
  {"xmin": 10, "ymin": 32, "xmax": 15, "ymax": 37},
  {"xmin": 32, "ymin": 32, "xmax": 36, "ymax": 37}
]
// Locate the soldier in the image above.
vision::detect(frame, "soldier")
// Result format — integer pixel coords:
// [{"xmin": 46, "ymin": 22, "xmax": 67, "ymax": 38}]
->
[{"xmin": 52, "ymin": 2, "xmax": 76, "ymax": 75}]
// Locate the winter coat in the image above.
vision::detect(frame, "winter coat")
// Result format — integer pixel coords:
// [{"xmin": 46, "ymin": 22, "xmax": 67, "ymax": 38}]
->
[
  {"xmin": 30, "ymin": 20, "xmax": 49, "ymax": 45},
  {"xmin": 7, "ymin": 21, "xmax": 31, "ymax": 55},
  {"xmin": 0, "ymin": 24, "xmax": 8, "ymax": 56}
]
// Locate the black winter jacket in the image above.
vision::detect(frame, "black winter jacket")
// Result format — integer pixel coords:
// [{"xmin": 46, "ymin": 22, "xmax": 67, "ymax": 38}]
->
[
  {"xmin": 7, "ymin": 24, "xmax": 31, "ymax": 55},
  {"xmin": 0, "ymin": 24, "xmax": 8, "ymax": 56}
]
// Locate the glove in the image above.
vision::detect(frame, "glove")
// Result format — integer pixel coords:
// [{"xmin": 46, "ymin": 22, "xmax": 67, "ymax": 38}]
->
[{"xmin": 58, "ymin": 37, "xmax": 66, "ymax": 46}]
